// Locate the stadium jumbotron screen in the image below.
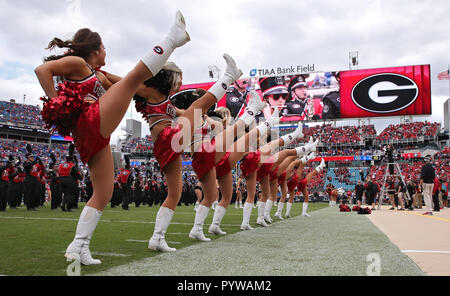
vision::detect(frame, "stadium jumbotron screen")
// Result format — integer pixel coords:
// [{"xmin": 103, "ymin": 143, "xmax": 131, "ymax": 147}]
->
[{"xmin": 179, "ymin": 64, "xmax": 431, "ymax": 122}]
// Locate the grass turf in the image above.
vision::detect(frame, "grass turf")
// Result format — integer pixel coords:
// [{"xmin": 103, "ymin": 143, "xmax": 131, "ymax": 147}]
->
[
  {"xmin": 95, "ymin": 206, "xmax": 425, "ymax": 276},
  {"xmin": 0, "ymin": 201, "xmax": 327, "ymax": 276}
]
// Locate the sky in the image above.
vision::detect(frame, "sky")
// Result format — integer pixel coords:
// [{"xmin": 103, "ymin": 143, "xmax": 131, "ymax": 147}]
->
[{"xmin": 0, "ymin": 0, "xmax": 449, "ymax": 145}]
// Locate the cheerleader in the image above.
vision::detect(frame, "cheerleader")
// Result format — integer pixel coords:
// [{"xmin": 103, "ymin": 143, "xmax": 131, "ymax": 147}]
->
[
  {"xmin": 238, "ymin": 131, "xmax": 317, "ymax": 229},
  {"xmin": 256, "ymin": 137, "xmax": 318, "ymax": 226},
  {"xmin": 281, "ymin": 154, "xmax": 325, "ymax": 218},
  {"xmin": 326, "ymin": 183, "xmax": 339, "ymax": 206},
  {"xmin": 235, "ymin": 176, "xmax": 244, "ymax": 209},
  {"xmin": 35, "ymin": 11, "xmax": 190, "ymax": 264},
  {"xmin": 188, "ymin": 91, "xmax": 268, "ymax": 240},
  {"xmin": 193, "ymin": 179, "xmax": 203, "ymax": 212},
  {"xmin": 134, "ymin": 53, "xmax": 243, "ymax": 250},
  {"xmin": 264, "ymin": 155, "xmax": 298, "ymax": 223}
]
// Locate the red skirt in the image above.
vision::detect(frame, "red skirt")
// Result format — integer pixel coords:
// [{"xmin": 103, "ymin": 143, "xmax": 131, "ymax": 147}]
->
[
  {"xmin": 256, "ymin": 162, "xmax": 273, "ymax": 182},
  {"xmin": 287, "ymin": 174, "xmax": 299, "ymax": 192},
  {"xmin": 297, "ymin": 178, "xmax": 307, "ymax": 192},
  {"xmin": 270, "ymin": 166, "xmax": 279, "ymax": 182},
  {"xmin": 215, "ymin": 152, "xmax": 231, "ymax": 179},
  {"xmin": 192, "ymin": 140, "xmax": 216, "ymax": 180},
  {"xmin": 153, "ymin": 125, "xmax": 182, "ymax": 171},
  {"xmin": 278, "ymin": 171, "xmax": 287, "ymax": 185},
  {"xmin": 240, "ymin": 151, "xmax": 261, "ymax": 178},
  {"xmin": 72, "ymin": 101, "xmax": 110, "ymax": 164}
]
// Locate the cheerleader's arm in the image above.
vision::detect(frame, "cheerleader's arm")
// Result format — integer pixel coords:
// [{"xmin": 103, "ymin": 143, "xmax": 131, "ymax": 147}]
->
[
  {"xmin": 35, "ymin": 56, "xmax": 87, "ymax": 98},
  {"xmin": 98, "ymin": 70, "xmax": 152, "ymax": 98}
]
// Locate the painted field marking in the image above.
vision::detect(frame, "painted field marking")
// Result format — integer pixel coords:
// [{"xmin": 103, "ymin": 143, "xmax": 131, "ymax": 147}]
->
[
  {"xmin": 60, "ymin": 251, "xmax": 130, "ymax": 257},
  {"xmin": 126, "ymin": 239, "xmax": 148, "ymax": 243},
  {"xmin": 402, "ymin": 250, "xmax": 450, "ymax": 254},
  {"xmin": 0, "ymin": 216, "xmax": 241, "ymax": 226},
  {"xmin": 126, "ymin": 239, "xmax": 181, "ymax": 245},
  {"xmin": 402, "ymin": 211, "xmax": 450, "ymax": 223}
]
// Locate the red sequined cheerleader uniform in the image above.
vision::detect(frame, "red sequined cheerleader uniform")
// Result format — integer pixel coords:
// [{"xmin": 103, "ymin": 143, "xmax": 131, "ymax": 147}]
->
[
  {"xmin": 277, "ymin": 170, "xmax": 287, "ymax": 185},
  {"xmin": 239, "ymin": 151, "xmax": 261, "ymax": 179},
  {"xmin": 215, "ymin": 151, "xmax": 232, "ymax": 179},
  {"xmin": 191, "ymin": 120, "xmax": 217, "ymax": 180},
  {"xmin": 256, "ymin": 155, "xmax": 274, "ymax": 182},
  {"xmin": 192, "ymin": 120, "xmax": 235, "ymax": 180},
  {"xmin": 287, "ymin": 173, "xmax": 299, "ymax": 192},
  {"xmin": 269, "ymin": 166, "xmax": 279, "ymax": 182},
  {"xmin": 136, "ymin": 97, "xmax": 179, "ymax": 171},
  {"xmin": 41, "ymin": 65, "xmax": 109, "ymax": 164},
  {"xmin": 297, "ymin": 177, "xmax": 308, "ymax": 192}
]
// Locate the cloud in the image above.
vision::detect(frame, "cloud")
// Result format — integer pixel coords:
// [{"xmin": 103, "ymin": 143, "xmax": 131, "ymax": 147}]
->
[{"xmin": 0, "ymin": 0, "xmax": 449, "ymax": 138}]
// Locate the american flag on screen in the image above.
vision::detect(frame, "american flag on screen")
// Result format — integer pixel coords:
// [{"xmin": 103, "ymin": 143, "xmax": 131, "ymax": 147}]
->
[{"xmin": 437, "ymin": 69, "xmax": 450, "ymax": 80}]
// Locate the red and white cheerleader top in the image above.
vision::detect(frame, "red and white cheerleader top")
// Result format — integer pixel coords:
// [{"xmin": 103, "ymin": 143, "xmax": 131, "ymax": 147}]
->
[{"xmin": 135, "ymin": 97, "xmax": 177, "ymax": 130}]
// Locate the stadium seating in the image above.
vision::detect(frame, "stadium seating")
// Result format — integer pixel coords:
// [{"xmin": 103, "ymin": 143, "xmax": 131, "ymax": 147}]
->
[
  {"xmin": 0, "ymin": 99, "xmax": 447, "ymax": 194},
  {"xmin": 376, "ymin": 121, "xmax": 440, "ymax": 142},
  {"xmin": 0, "ymin": 101, "xmax": 44, "ymax": 127}
]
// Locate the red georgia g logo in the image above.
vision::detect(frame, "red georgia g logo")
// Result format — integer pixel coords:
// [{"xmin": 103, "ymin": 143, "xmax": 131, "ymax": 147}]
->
[{"xmin": 153, "ymin": 46, "xmax": 164, "ymax": 55}]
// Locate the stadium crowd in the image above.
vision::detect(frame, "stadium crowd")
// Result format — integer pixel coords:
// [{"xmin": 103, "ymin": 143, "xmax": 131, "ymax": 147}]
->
[
  {"xmin": 0, "ymin": 100, "xmax": 447, "ymax": 213},
  {"xmin": 0, "ymin": 101, "xmax": 44, "ymax": 127},
  {"xmin": 376, "ymin": 121, "xmax": 440, "ymax": 142}
]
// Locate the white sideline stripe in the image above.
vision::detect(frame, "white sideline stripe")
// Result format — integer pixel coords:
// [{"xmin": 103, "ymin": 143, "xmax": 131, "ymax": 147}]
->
[
  {"xmin": 0, "ymin": 216, "xmax": 240, "ymax": 226},
  {"xmin": 126, "ymin": 239, "xmax": 148, "ymax": 243},
  {"xmin": 60, "ymin": 251, "xmax": 130, "ymax": 257},
  {"xmin": 402, "ymin": 250, "xmax": 450, "ymax": 254},
  {"xmin": 127, "ymin": 239, "xmax": 181, "ymax": 245}
]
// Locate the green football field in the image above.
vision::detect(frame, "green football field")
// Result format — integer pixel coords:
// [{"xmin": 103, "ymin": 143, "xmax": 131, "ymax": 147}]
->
[{"xmin": 0, "ymin": 202, "xmax": 424, "ymax": 276}]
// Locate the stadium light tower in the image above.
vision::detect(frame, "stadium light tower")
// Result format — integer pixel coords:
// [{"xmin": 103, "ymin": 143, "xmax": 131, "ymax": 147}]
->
[{"xmin": 349, "ymin": 52, "xmax": 359, "ymax": 70}]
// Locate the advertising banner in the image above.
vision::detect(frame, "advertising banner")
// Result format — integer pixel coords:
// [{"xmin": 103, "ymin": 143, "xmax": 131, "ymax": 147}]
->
[{"xmin": 178, "ymin": 64, "xmax": 431, "ymax": 122}]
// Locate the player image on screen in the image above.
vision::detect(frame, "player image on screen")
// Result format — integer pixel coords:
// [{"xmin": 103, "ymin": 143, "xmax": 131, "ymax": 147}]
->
[
  {"xmin": 282, "ymin": 75, "xmax": 308, "ymax": 117},
  {"xmin": 259, "ymin": 76, "xmax": 289, "ymax": 115},
  {"xmin": 226, "ymin": 79, "xmax": 250, "ymax": 119},
  {"xmin": 321, "ymin": 72, "xmax": 341, "ymax": 120}
]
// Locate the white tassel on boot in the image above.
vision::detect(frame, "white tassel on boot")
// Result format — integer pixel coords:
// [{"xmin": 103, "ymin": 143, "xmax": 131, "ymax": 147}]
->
[
  {"xmin": 209, "ymin": 205, "xmax": 227, "ymax": 235},
  {"xmin": 148, "ymin": 206, "xmax": 176, "ymax": 252},
  {"xmin": 189, "ymin": 205, "xmax": 211, "ymax": 241},
  {"xmin": 65, "ymin": 205, "xmax": 102, "ymax": 265}
]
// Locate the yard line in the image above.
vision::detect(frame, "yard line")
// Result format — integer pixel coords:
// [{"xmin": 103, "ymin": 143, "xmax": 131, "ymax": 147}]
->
[
  {"xmin": 126, "ymin": 239, "xmax": 148, "ymax": 243},
  {"xmin": 60, "ymin": 251, "xmax": 131, "ymax": 257},
  {"xmin": 126, "ymin": 239, "xmax": 181, "ymax": 245},
  {"xmin": 0, "ymin": 216, "xmax": 242, "ymax": 226}
]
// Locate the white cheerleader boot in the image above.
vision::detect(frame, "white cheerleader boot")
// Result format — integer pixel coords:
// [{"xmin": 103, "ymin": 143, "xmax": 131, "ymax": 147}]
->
[
  {"xmin": 141, "ymin": 11, "xmax": 190, "ymax": 75},
  {"xmin": 239, "ymin": 90, "xmax": 267, "ymax": 126},
  {"xmin": 256, "ymin": 201, "xmax": 269, "ymax": 227},
  {"xmin": 274, "ymin": 202, "xmax": 285, "ymax": 220},
  {"xmin": 240, "ymin": 202, "xmax": 254, "ymax": 230},
  {"xmin": 148, "ymin": 206, "xmax": 176, "ymax": 252},
  {"xmin": 281, "ymin": 125, "xmax": 304, "ymax": 146},
  {"xmin": 302, "ymin": 202, "xmax": 311, "ymax": 217},
  {"xmin": 208, "ymin": 54, "xmax": 243, "ymax": 101},
  {"xmin": 208, "ymin": 206, "xmax": 227, "ymax": 235},
  {"xmin": 65, "ymin": 206, "xmax": 102, "ymax": 265},
  {"xmin": 264, "ymin": 200, "xmax": 274, "ymax": 223},
  {"xmin": 285, "ymin": 202, "xmax": 293, "ymax": 218},
  {"xmin": 189, "ymin": 205, "xmax": 211, "ymax": 242}
]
